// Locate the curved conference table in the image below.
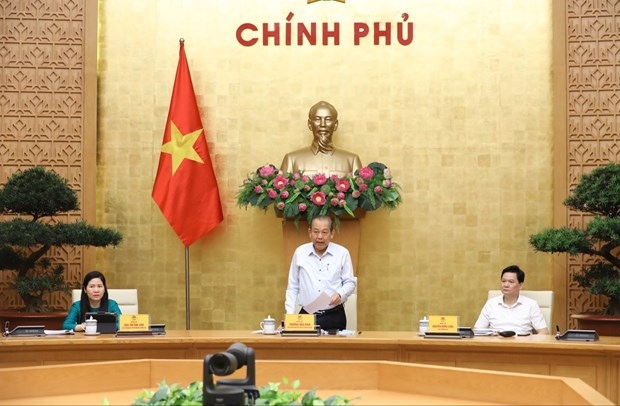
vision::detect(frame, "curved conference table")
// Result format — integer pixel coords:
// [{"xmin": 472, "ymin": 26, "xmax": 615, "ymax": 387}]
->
[{"xmin": 1, "ymin": 330, "xmax": 619, "ymax": 403}]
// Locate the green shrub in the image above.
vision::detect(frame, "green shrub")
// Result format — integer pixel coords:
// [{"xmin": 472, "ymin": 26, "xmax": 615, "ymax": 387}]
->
[{"xmin": 131, "ymin": 378, "xmax": 354, "ymax": 406}]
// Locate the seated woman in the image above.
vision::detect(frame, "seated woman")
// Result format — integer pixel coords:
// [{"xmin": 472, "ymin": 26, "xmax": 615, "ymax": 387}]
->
[{"xmin": 62, "ymin": 270, "xmax": 122, "ymax": 332}]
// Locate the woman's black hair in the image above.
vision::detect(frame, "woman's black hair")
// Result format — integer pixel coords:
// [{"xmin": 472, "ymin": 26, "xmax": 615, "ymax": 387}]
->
[{"xmin": 78, "ymin": 270, "xmax": 110, "ymax": 323}]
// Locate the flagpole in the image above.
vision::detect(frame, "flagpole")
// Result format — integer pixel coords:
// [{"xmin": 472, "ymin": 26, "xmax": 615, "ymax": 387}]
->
[
  {"xmin": 152, "ymin": 39, "xmax": 223, "ymax": 330},
  {"xmin": 185, "ymin": 246, "xmax": 191, "ymax": 330}
]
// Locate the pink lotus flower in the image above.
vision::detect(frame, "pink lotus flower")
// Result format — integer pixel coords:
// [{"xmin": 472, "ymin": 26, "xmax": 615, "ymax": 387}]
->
[
  {"xmin": 336, "ymin": 179, "xmax": 350, "ymax": 192},
  {"xmin": 259, "ymin": 165, "xmax": 275, "ymax": 177},
  {"xmin": 313, "ymin": 173, "xmax": 327, "ymax": 186},
  {"xmin": 311, "ymin": 191, "xmax": 327, "ymax": 206},
  {"xmin": 237, "ymin": 162, "xmax": 402, "ymax": 222},
  {"xmin": 274, "ymin": 175, "xmax": 289, "ymax": 190},
  {"xmin": 359, "ymin": 167, "xmax": 374, "ymax": 180}
]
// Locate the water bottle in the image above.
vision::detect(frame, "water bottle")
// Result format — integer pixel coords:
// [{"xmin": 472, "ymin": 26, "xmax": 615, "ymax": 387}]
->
[{"xmin": 419, "ymin": 316, "xmax": 429, "ymax": 334}]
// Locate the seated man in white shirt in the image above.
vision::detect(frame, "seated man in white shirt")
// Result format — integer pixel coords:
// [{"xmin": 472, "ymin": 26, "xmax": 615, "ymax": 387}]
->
[{"xmin": 475, "ymin": 265, "xmax": 549, "ymax": 335}]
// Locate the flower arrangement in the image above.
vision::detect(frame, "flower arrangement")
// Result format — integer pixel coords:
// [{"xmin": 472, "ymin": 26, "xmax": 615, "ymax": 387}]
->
[
  {"xmin": 237, "ymin": 161, "xmax": 402, "ymax": 227},
  {"xmin": 132, "ymin": 377, "xmax": 354, "ymax": 405}
]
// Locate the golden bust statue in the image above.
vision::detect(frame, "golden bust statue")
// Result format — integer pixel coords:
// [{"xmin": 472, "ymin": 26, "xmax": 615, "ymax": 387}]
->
[{"xmin": 280, "ymin": 101, "xmax": 362, "ymax": 177}]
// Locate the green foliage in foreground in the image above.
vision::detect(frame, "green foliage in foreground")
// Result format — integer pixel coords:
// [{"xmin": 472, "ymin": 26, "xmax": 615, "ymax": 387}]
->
[
  {"xmin": 255, "ymin": 377, "xmax": 352, "ymax": 405},
  {"xmin": 133, "ymin": 381, "xmax": 203, "ymax": 406},
  {"xmin": 132, "ymin": 377, "xmax": 354, "ymax": 406}
]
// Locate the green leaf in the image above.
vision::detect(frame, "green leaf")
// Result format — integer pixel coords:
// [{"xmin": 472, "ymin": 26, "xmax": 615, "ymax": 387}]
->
[
  {"xmin": 529, "ymin": 163, "xmax": 620, "ymax": 314},
  {"xmin": 0, "ymin": 166, "xmax": 124, "ymax": 312},
  {"xmin": 236, "ymin": 162, "xmax": 402, "ymax": 224},
  {"xmin": 133, "ymin": 378, "xmax": 353, "ymax": 406},
  {"xmin": 529, "ymin": 227, "xmax": 590, "ymax": 255},
  {"xmin": 0, "ymin": 166, "xmax": 79, "ymax": 219}
]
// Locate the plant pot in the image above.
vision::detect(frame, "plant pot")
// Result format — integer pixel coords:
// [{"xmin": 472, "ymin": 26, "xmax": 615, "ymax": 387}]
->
[
  {"xmin": 570, "ymin": 313, "xmax": 620, "ymax": 336},
  {"xmin": 0, "ymin": 311, "xmax": 68, "ymax": 331},
  {"xmin": 276, "ymin": 207, "xmax": 367, "ymax": 222}
]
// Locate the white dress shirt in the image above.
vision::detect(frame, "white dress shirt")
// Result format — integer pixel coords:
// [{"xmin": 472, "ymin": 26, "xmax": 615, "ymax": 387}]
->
[
  {"xmin": 285, "ymin": 241, "xmax": 357, "ymax": 314},
  {"xmin": 474, "ymin": 294, "xmax": 548, "ymax": 333}
]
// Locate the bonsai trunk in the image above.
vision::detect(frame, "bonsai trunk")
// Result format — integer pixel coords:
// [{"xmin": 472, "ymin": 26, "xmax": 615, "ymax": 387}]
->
[
  {"xmin": 20, "ymin": 293, "xmax": 47, "ymax": 313},
  {"xmin": 606, "ymin": 297, "xmax": 620, "ymax": 316},
  {"xmin": 15, "ymin": 244, "xmax": 52, "ymax": 312}
]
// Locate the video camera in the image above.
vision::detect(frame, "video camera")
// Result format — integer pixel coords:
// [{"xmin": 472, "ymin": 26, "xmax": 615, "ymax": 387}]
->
[{"xmin": 203, "ymin": 342, "xmax": 259, "ymax": 405}]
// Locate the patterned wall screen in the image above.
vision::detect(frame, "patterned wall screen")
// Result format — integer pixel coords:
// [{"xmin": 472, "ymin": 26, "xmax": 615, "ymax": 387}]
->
[
  {"xmin": 565, "ymin": 1, "xmax": 619, "ymax": 325},
  {"xmin": 0, "ymin": 0, "xmax": 89, "ymax": 311}
]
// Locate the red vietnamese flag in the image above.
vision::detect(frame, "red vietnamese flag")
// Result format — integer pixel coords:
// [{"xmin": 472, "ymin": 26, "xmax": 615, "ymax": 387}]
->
[{"xmin": 152, "ymin": 40, "xmax": 223, "ymax": 247}]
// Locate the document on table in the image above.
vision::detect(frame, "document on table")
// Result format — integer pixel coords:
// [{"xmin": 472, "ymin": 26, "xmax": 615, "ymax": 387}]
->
[
  {"xmin": 44, "ymin": 329, "xmax": 74, "ymax": 335},
  {"xmin": 473, "ymin": 329, "xmax": 495, "ymax": 336},
  {"xmin": 302, "ymin": 292, "xmax": 332, "ymax": 314}
]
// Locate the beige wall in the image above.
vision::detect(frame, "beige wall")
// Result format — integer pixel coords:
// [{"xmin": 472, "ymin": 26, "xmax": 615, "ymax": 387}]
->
[{"xmin": 96, "ymin": 0, "xmax": 554, "ymax": 330}]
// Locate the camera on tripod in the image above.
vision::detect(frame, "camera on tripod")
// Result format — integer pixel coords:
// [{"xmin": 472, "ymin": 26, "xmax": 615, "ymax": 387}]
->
[{"xmin": 203, "ymin": 342, "xmax": 259, "ymax": 406}]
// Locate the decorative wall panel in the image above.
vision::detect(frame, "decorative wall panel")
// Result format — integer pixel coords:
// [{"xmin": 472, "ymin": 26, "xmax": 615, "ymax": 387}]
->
[
  {"xmin": 0, "ymin": 0, "xmax": 91, "ymax": 311},
  {"xmin": 565, "ymin": 0, "xmax": 620, "ymax": 325}
]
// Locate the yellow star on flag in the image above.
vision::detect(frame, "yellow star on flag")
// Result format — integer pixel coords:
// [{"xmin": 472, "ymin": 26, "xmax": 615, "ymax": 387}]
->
[{"xmin": 161, "ymin": 121, "xmax": 205, "ymax": 174}]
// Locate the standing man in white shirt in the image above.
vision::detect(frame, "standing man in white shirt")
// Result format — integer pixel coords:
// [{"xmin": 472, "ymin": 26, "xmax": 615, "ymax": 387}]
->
[
  {"xmin": 285, "ymin": 215, "xmax": 357, "ymax": 331},
  {"xmin": 475, "ymin": 265, "xmax": 549, "ymax": 335}
]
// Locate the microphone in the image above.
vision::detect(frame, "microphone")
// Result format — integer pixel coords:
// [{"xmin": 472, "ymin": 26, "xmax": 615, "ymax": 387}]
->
[{"xmin": 555, "ymin": 324, "xmax": 561, "ymax": 340}]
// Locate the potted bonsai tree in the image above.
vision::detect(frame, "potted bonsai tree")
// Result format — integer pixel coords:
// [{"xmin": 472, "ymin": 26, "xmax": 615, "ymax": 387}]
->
[
  {"xmin": 0, "ymin": 167, "xmax": 123, "ymax": 321},
  {"xmin": 529, "ymin": 163, "xmax": 620, "ymax": 334}
]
